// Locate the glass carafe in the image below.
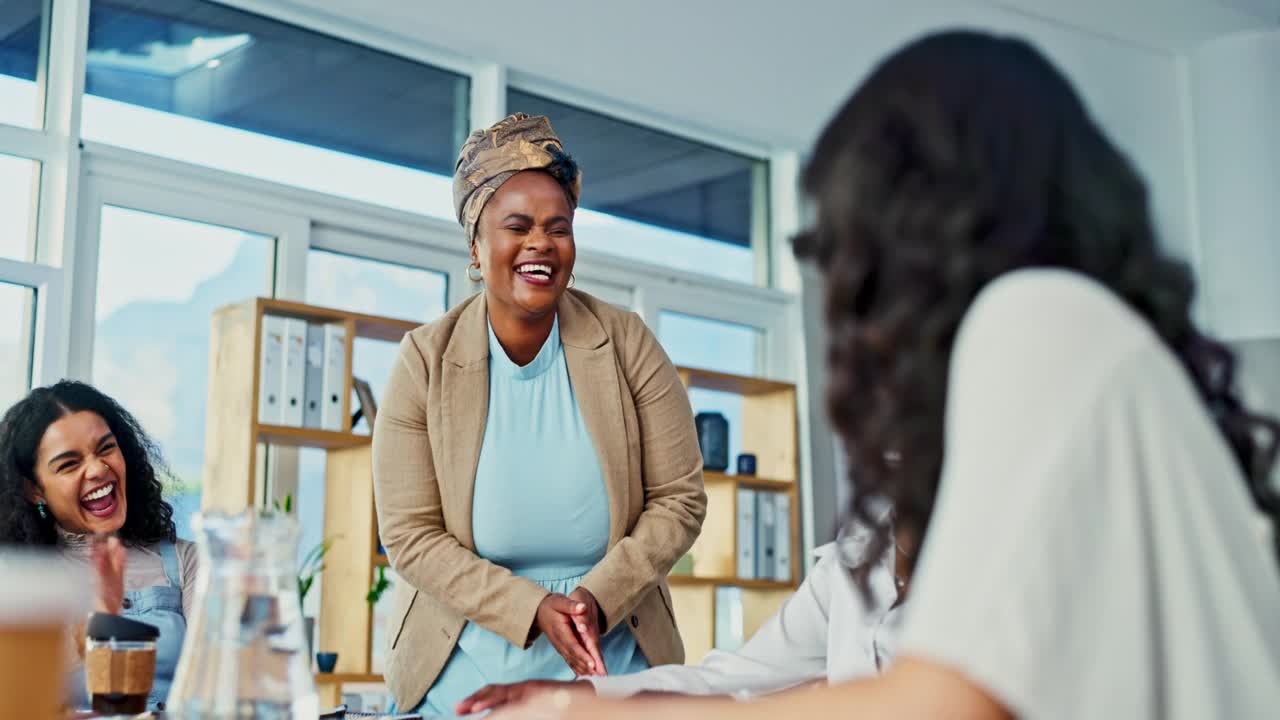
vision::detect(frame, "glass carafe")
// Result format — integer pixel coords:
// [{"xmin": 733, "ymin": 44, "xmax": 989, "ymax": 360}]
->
[{"xmin": 166, "ymin": 511, "xmax": 318, "ymax": 719}]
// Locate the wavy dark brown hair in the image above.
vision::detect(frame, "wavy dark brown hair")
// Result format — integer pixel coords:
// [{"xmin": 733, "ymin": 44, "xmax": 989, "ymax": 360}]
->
[
  {"xmin": 0, "ymin": 380, "xmax": 177, "ymax": 546},
  {"xmin": 793, "ymin": 30, "xmax": 1280, "ymax": 597}
]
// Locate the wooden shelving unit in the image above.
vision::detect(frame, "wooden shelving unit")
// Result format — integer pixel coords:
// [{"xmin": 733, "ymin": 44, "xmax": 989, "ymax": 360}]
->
[
  {"xmin": 203, "ymin": 297, "xmax": 418, "ymax": 511},
  {"xmin": 669, "ymin": 367, "xmax": 801, "ymax": 665},
  {"xmin": 667, "ymin": 575, "xmax": 795, "ymax": 591},
  {"xmin": 203, "ymin": 297, "xmax": 417, "ymax": 706},
  {"xmin": 315, "ymin": 672, "xmax": 385, "ymax": 684},
  {"xmin": 314, "ymin": 672, "xmax": 387, "ymax": 709},
  {"xmin": 704, "ymin": 470, "xmax": 794, "ymax": 493},
  {"xmin": 255, "ymin": 424, "xmax": 372, "ymax": 450}
]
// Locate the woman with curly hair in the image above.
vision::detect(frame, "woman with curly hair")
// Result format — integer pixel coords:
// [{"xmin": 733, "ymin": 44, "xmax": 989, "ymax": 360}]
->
[
  {"xmin": 0, "ymin": 380, "xmax": 196, "ymax": 711},
  {"xmin": 491, "ymin": 29, "xmax": 1280, "ymax": 720}
]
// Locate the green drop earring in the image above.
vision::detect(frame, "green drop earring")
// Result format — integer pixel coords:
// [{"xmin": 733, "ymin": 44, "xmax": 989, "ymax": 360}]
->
[{"xmin": 35, "ymin": 501, "xmax": 48, "ymax": 520}]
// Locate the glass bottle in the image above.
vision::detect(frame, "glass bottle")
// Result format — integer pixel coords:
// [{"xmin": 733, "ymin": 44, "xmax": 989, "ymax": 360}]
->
[{"xmin": 166, "ymin": 511, "xmax": 318, "ymax": 719}]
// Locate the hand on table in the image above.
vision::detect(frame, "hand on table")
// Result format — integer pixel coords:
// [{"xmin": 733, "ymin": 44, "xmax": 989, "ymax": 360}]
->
[
  {"xmin": 485, "ymin": 682, "xmax": 603, "ymax": 720},
  {"xmin": 455, "ymin": 679, "xmax": 592, "ymax": 716}
]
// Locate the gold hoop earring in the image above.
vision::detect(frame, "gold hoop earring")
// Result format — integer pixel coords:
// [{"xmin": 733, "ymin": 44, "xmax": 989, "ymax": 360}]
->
[
  {"xmin": 466, "ymin": 264, "xmax": 483, "ymax": 282},
  {"xmin": 567, "ymin": 273, "xmax": 575, "ymax": 289}
]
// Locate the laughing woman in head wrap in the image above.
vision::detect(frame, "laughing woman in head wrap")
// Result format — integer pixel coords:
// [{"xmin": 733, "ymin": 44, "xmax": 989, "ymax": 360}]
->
[{"xmin": 372, "ymin": 113, "xmax": 707, "ymax": 717}]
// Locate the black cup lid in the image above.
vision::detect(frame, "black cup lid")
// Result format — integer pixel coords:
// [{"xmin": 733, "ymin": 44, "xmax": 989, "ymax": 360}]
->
[{"xmin": 86, "ymin": 611, "xmax": 160, "ymax": 642}]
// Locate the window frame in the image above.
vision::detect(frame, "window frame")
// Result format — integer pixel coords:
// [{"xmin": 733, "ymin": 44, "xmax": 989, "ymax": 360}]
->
[
  {"xmin": 69, "ymin": 159, "xmax": 310, "ymax": 379},
  {"xmin": 0, "ymin": 257, "xmax": 61, "ymax": 390}
]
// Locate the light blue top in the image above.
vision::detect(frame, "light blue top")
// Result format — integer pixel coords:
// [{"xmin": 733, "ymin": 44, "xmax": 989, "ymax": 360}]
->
[{"xmin": 413, "ymin": 313, "xmax": 648, "ymax": 718}]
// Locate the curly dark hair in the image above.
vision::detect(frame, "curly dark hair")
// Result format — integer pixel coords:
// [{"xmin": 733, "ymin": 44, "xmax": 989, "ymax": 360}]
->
[
  {"xmin": 0, "ymin": 380, "xmax": 177, "ymax": 546},
  {"xmin": 793, "ymin": 30, "xmax": 1280, "ymax": 598}
]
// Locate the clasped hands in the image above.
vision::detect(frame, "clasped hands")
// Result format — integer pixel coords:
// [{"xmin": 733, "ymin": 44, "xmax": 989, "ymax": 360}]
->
[{"xmin": 533, "ymin": 586, "xmax": 607, "ymax": 678}]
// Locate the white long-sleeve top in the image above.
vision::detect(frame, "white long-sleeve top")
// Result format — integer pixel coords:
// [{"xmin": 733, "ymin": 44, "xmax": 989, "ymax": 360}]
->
[
  {"xmin": 897, "ymin": 270, "xmax": 1280, "ymax": 718},
  {"xmin": 589, "ymin": 539, "xmax": 900, "ymax": 699}
]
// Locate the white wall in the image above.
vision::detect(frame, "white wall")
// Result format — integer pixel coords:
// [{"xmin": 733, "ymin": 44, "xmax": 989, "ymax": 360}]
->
[
  {"xmin": 1190, "ymin": 31, "xmax": 1280, "ymax": 507},
  {"xmin": 810, "ymin": 3, "xmax": 1197, "ymax": 261},
  {"xmin": 1190, "ymin": 30, "xmax": 1280, "ymax": 340}
]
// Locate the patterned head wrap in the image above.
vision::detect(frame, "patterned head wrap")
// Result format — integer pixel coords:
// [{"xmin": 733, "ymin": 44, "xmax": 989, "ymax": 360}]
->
[{"xmin": 452, "ymin": 113, "xmax": 582, "ymax": 244}]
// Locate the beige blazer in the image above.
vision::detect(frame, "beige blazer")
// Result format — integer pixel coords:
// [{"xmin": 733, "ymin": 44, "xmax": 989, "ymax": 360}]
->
[{"xmin": 372, "ymin": 289, "xmax": 707, "ymax": 710}]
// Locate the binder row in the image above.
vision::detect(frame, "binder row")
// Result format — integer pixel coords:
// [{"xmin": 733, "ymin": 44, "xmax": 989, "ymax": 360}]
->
[
  {"xmin": 735, "ymin": 488, "xmax": 792, "ymax": 583},
  {"xmin": 258, "ymin": 315, "xmax": 348, "ymax": 431}
]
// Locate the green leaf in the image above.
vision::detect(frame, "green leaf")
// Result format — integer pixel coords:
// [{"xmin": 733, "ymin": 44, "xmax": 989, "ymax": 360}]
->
[
  {"xmin": 272, "ymin": 494, "xmax": 294, "ymax": 514},
  {"xmin": 366, "ymin": 564, "xmax": 392, "ymax": 605}
]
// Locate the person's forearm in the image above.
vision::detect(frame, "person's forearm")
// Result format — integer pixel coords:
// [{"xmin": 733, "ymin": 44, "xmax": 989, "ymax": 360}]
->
[
  {"xmin": 589, "ymin": 664, "xmax": 717, "ymax": 698},
  {"xmin": 566, "ymin": 676, "xmax": 891, "ymax": 720},
  {"xmin": 590, "ymin": 659, "xmax": 817, "ymax": 699},
  {"xmin": 554, "ymin": 660, "xmax": 1010, "ymax": 720}
]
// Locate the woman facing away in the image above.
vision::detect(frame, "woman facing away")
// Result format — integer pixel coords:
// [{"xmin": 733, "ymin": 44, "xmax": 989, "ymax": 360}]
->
[{"xmin": 492, "ymin": 29, "xmax": 1280, "ymax": 720}]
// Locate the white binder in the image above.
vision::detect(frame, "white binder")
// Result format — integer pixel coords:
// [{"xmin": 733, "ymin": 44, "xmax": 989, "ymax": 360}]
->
[
  {"xmin": 736, "ymin": 487, "xmax": 756, "ymax": 580},
  {"xmin": 280, "ymin": 318, "xmax": 307, "ymax": 427},
  {"xmin": 774, "ymin": 493, "xmax": 792, "ymax": 583},
  {"xmin": 755, "ymin": 492, "xmax": 776, "ymax": 580},
  {"xmin": 714, "ymin": 586, "xmax": 744, "ymax": 652},
  {"xmin": 257, "ymin": 315, "xmax": 284, "ymax": 424},
  {"xmin": 302, "ymin": 323, "xmax": 325, "ymax": 428},
  {"xmin": 320, "ymin": 323, "xmax": 348, "ymax": 432}
]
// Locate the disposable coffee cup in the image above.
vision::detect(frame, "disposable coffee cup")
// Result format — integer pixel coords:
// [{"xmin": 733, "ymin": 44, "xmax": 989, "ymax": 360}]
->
[
  {"xmin": 84, "ymin": 612, "xmax": 160, "ymax": 715},
  {"xmin": 0, "ymin": 550, "xmax": 87, "ymax": 720}
]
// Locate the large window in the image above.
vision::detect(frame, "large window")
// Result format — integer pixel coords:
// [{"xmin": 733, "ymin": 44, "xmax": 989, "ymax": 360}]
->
[
  {"xmin": 296, "ymin": 248, "xmax": 448, "ymax": 654},
  {"xmin": 508, "ymin": 89, "xmax": 767, "ymax": 285},
  {"xmin": 82, "ymin": 0, "xmax": 468, "ymax": 219},
  {"xmin": 0, "ymin": 154, "xmax": 39, "ymax": 262},
  {"xmin": 0, "ymin": 0, "xmax": 44, "ymax": 129},
  {"xmin": 0, "ymin": 282, "xmax": 35, "ymax": 412},
  {"xmin": 91, "ymin": 206, "xmax": 275, "ymax": 537},
  {"xmin": 658, "ymin": 311, "xmax": 764, "ymax": 474}
]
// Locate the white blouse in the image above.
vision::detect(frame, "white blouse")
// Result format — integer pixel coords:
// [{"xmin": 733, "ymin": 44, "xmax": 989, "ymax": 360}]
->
[{"xmin": 589, "ymin": 537, "xmax": 900, "ymax": 699}]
